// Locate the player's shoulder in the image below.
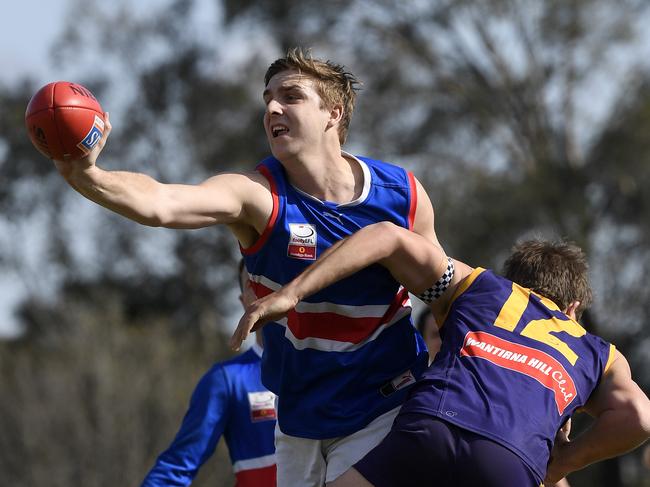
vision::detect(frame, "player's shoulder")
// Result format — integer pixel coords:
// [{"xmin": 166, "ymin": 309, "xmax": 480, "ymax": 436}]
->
[
  {"xmin": 456, "ymin": 267, "xmax": 496, "ymax": 294},
  {"xmin": 199, "ymin": 349, "xmax": 260, "ymax": 385},
  {"xmin": 352, "ymin": 154, "xmax": 412, "ymax": 191},
  {"xmin": 200, "ymin": 169, "xmax": 271, "ymax": 190},
  {"xmin": 199, "ymin": 154, "xmax": 278, "ymax": 186},
  {"xmin": 354, "ymin": 154, "xmax": 403, "ymax": 171},
  {"xmin": 220, "ymin": 347, "xmax": 261, "ymax": 370}
]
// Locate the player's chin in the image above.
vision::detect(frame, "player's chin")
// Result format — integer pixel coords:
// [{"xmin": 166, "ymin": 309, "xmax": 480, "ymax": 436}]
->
[{"xmin": 268, "ymin": 140, "xmax": 299, "ymax": 160}]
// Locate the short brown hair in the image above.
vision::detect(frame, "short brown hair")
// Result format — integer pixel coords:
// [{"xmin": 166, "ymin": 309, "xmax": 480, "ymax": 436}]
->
[
  {"xmin": 264, "ymin": 47, "xmax": 361, "ymax": 144},
  {"xmin": 502, "ymin": 239, "xmax": 593, "ymax": 319}
]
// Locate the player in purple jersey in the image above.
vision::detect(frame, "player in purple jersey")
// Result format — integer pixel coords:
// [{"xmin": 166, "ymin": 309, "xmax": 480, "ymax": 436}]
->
[
  {"xmin": 141, "ymin": 262, "xmax": 276, "ymax": 487},
  {"xmin": 415, "ymin": 287, "xmax": 576, "ymax": 487},
  {"xmin": 232, "ymin": 222, "xmax": 650, "ymax": 487},
  {"xmin": 52, "ymin": 49, "xmax": 440, "ymax": 485}
]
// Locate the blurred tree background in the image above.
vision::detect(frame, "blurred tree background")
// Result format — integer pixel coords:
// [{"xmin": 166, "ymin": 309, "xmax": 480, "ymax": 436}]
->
[{"xmin": 1, "ymin": 0, "xmax": 649, "ymax": 485}]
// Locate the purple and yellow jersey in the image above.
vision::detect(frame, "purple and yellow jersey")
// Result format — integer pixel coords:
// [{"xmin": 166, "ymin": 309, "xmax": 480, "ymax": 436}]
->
[
  {"xmin": 401, "ymin": 268, "xmax": 615, "ymax": 481},
  {"xmin": 241, "ymin": 153, "xmax": 429, "ymax": 439}
]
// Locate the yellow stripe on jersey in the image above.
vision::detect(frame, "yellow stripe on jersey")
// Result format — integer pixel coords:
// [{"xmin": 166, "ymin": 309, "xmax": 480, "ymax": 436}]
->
[
  {"xmin": 603, "ymin": 343, "xmax": 617, "ymax": 374},
  {"xmin": 435, "ymin": 267, "xmax": 486, "ymax": 326},
  {"xmin": 493, "ymin": 282, "xmax": 529, "ymax": 332}
]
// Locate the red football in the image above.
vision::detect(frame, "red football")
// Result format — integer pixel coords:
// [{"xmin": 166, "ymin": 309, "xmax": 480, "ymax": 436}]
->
[{"xmin": 25, "ymin": 81, "xmax": 105, "ymax": 160}]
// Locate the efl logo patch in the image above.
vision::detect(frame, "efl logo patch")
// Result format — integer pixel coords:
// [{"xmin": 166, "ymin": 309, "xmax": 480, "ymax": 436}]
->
[
  {"xmin": 287, "ymin": 223, "xmax": 317, "ymax": 260},
  {"xmin": 248, "ymin": 391, "xmax": 277, "ymax": 423},
  {"xmin": 77, "ymin": 115, "xmax": 105, "ymax": 154}
]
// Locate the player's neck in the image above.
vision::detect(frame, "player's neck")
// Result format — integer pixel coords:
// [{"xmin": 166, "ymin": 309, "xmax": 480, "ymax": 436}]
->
[{"xmin": 283, "ymin": 149, "xmax": 364, "ymax": 204}]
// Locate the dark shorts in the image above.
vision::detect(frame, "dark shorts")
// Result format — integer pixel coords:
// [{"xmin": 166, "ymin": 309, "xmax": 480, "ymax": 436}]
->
[{"xmin": 354, "ymin": 413, "xmax": 541, "ymax": 487}]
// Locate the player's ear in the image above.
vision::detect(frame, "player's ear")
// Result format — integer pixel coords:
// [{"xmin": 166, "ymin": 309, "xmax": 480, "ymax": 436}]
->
[
  {"xmin": 564, "ymin": 301, "xmax": 581, "ymax": 321},
  {"xmin": 327, "ymin": 103, "xmax": 344, "ymax": 128}
]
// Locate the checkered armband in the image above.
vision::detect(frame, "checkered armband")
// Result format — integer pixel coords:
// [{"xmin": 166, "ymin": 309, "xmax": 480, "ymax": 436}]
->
[{"xmin": 415, "ymin": 257, "xmax": 455, "ymax": 304}]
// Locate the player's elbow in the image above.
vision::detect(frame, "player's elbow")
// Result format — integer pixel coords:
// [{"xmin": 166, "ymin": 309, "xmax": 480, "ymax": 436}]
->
[
  {"xmin": 635, "ymin": 395, "xmax": 650, "ymax": 439},
  {"xmin": 149, "ymin": 209, "xmax": 174, "ymax": 227},
  {"xmin": 366, "ymin": 222, "xmax": 404, "ymax": 260},
  {"xmin": 121, "ymin": 206, "xmax": 168, "ymax": 227},
  {"xmin": 145, "ymin": 190, "xmax": 194, "ymax": 227},
  {"xmin": 139, "ymin": 183, "xmax": 194, "ymax": 227},
  {"xmin": 95, "ymin": 200, "xmax": 166, "ymax": 227},
  {"xmin": 620, "ymin": 390, "xmax": 650, "ymax": 442}
]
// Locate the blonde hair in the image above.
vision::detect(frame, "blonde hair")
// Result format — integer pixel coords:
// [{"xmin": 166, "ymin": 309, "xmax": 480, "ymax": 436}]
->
[{"xmin": 264, "ymin": 47, "xmax": 361, "ymax": 144}]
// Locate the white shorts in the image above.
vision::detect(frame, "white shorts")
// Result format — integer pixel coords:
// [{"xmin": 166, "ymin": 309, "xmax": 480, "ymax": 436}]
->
[{"xmin": 274, "ymin": 406, "xmax": 400, "ymax": 487}]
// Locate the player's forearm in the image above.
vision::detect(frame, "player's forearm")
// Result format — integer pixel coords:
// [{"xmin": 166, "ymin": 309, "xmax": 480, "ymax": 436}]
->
[
  {"xmin": 561, "ymin": 402, "xmax": 650, "ymax": 472},
  {"xmin": 285, "ymin": 221, "xmax": 447, "ymax": 302},
  {"xmin": 284, "ymin": 222, "xmax": 403, "ymax": 302},
  {"xmin": 65, "ymin": 165, "xmax": 170, "ymax": 226},
  {"xmin": 286, "ymin": 221, "xmax": 447, "ymax": 303}
]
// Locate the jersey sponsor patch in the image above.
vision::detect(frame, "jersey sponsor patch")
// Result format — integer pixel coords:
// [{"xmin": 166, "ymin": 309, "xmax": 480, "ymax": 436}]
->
[
  {"xmin": 287, "ymin": 223, "xmax": 317, "ymax": 260},
  {"xmin": 380, "ymin": 369, "xmax": 416, "ymax": 397},
  {"xmin": 460, "ymin": 331, "xmax": 577, "ymax": 414},
  {"xmin": 248, "ymin": 391, "xmax": 277, "ymax": 422}
]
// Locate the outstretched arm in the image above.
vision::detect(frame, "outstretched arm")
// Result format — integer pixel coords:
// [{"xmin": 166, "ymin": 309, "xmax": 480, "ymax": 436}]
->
[
  {"xmin": 545, "ymin": 350, "xmax": 650, "ymax": 483},
  {"xmin": 230, "ymin": 221, "xmax": 463, "ymax": 350},
  {"xmin": 54, "ymin": 114, "xmax": 272, "ymax": 242}
]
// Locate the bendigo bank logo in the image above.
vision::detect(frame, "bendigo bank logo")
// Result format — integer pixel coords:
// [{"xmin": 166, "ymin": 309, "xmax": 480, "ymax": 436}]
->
[
  {"xmin": 460, "ymin": 331, "xmax": 577, "ymax": 414},
  {"xmin": 248, "ymin": 391, "xmax": 277, "ymax": 422},
  {"xmin": 288, "ymin": 223, "xmax": 317, "ymax": 260}
]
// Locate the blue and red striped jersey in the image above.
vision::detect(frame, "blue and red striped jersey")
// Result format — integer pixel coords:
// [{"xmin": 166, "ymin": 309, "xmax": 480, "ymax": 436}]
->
[
  {"xmin": 401, "ymin": 268, "xmax": 615, "ymax": 481},
  {"xmin": 241, "ymin": 153, "xmax": 429, "ymax": 439},
  {"xmin": 141, "ymin": 345, "xmax": 276, "ymax": 487}
]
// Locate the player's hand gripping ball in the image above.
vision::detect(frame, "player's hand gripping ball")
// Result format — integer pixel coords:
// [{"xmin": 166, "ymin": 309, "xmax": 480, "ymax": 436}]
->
[{"xmin": 25, "ymin": 81, "xmax": 105, "ymax": 160}]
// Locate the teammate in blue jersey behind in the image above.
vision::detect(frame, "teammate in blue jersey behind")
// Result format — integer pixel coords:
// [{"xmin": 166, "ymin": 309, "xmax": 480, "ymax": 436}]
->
[
  {"xmin": 232, "ymin": 222, "xmax": 650, "ymax": 487},
  {"xmin": 141, "ymin": 261, "xmax": 276, "ymax": 487},
  {"xmin": 54, "ymin": 48, "xmax": 438, "ymax": 485}
]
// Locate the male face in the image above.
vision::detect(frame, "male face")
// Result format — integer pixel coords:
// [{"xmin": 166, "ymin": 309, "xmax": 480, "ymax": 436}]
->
[{"xmin": 263, "ymin": 70, "xmax": 337, "ymax": 161}]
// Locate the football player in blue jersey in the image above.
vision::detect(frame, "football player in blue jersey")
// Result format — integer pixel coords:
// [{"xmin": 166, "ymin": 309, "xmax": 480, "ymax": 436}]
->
[
  {"xmin": 141, "ymin": 261, "xmax": 276, "ymax": 487},
  {"xmin": 231, "ymin": 222, "xmax": 650, "ymax": 487},
  {"xmin": 53, "ymin": 49, "xmax": 440, "ymax": 486}
]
